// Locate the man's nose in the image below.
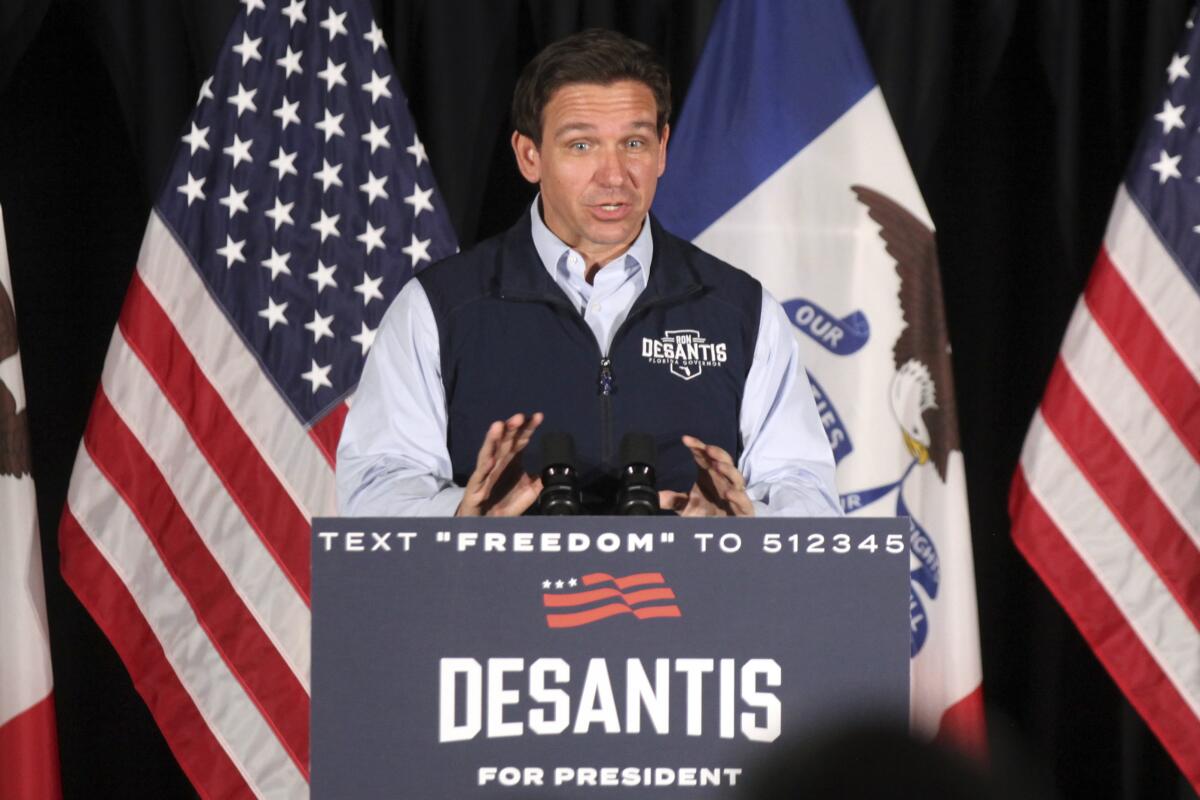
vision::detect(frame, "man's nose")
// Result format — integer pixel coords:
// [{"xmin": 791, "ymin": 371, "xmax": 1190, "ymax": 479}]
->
[{"xmin": 593, "ymin": 148, "xmax": 626, "ymax": 188}]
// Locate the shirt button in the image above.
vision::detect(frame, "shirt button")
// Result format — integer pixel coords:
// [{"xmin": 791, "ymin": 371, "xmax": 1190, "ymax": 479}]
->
[{"xmin": 593, "ymin": 302, "xmax": 603, "ymax": 312}]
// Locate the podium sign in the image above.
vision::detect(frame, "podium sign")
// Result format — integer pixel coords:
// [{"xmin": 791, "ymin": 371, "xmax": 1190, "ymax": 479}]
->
[{"xmin": 312, "ymin": 517, "xmax": 909, "ymax": 798}]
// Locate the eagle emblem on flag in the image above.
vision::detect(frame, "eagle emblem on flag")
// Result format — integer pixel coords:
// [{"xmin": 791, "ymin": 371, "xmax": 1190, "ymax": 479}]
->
[{"xmin": 0, "ymin": 281, "xmax": 30, "ymax": 478}]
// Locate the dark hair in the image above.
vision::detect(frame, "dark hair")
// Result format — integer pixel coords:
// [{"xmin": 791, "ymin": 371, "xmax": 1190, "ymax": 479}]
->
[{"xmin": 511, "ymin": 29, "xmax": 671, "ymax": 145}]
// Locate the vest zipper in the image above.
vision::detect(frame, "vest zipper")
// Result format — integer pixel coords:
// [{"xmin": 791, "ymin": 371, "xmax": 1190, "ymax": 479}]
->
[{"xmin": 598, "ymin": 357, "xmax": 614, "ymax": 465}]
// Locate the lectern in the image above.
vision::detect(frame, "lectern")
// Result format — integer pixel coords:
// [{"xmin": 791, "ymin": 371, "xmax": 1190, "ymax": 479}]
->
[{"xmin": 312, "ymin": 516, "xmax": 910, "ymax": 798}]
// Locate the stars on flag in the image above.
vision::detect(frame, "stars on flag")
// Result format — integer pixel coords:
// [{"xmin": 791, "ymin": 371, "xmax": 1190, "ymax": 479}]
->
[
  {"xmin": 162, "ymin": 1, "xmax": 456, "ymax": 422},
  {"xmin": 542, "ymin": 578, "xmax": 579, "ymax": 590},
  {"xmin": 1131, "ymin": 29, "xmax": 1200, "ymax": 253}
]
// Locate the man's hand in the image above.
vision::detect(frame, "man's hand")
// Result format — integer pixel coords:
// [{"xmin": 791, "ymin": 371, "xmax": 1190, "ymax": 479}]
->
[
  {"xmin": 658, "ymin": 435, "xmax": 755, "ymax": 517},
  {"xmin": 455, "ymin": 412, "xmax": 544, "ymax": 516}
]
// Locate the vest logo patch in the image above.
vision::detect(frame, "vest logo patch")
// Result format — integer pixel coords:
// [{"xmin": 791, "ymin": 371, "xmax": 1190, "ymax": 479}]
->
[{"xmin": 641, "ymin": 329, "xmax": 728, "ymax": 381}]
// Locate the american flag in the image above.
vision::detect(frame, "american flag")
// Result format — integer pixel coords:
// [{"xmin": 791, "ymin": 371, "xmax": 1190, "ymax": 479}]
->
[
  {"xmin": 1010, "ymin": 10, "xmax": 1200, "ymax": 792},
  {"xmin": 542, "ymin": 572, "xmax": 682, "ymax": 628},
  {"xmin": 58, "ymin": 0, "xmax": 456, "ymax": 796}
]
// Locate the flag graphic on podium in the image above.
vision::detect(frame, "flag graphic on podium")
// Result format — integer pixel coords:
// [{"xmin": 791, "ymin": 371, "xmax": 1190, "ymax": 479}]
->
[
  {"xmin": 57, "ymin": 0, "xmax": 457, "ymax": 796},
  {"xmin": 654, "ymin": 0, "xmax": 985, "ymax": 751},
  {"xmin": 1010, "ymin": 10, "xmax": 1200, "ymax": 791},
  {"xmin": 0, "ymin": 205, "xmax": 62, "ymax": 799}
]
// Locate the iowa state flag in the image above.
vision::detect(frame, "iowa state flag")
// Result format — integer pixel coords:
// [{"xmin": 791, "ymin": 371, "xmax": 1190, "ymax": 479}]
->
[
  {"xmin": 654, "ymin": 0, "xmax": 985, "ymax": 751},
  {"xmin": 0, "ymin": 204, "xmax": 62, "ymax": 798}
]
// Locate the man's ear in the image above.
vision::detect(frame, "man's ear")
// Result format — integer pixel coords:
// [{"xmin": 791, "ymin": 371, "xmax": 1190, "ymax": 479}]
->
[
  {"xmin": 511, "ymin": 131, "xmax": 542, "ymax": 184},
  {"xmin": 656, "ymin": 123, "xmax": 670, "ymax": 178}
]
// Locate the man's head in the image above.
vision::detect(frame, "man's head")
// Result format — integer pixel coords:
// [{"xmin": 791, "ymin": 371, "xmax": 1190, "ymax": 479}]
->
[{"xmin": 510, "ymin": 29, "xmax": 671, "ymax": 266}]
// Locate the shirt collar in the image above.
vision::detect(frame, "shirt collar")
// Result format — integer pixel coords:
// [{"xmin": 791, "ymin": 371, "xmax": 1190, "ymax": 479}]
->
[{"xmin": 528, "ymin": 196, "xmax": 653, "ymax": 285}]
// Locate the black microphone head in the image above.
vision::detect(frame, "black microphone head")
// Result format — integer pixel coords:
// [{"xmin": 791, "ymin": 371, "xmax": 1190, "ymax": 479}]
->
[
  {"xmin": 542, "ymin": 431, "xmax": 576, "ymax": 469},
  {"xmin": 539, "ymin": 431, "xmax": 581, "ymax": 516},
  {"xmin": 619, "ymin": 432, "xmax": 656, "ymax": 469}
]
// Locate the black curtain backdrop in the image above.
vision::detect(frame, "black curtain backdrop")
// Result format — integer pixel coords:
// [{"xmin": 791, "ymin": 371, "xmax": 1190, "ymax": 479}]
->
[{"xmin": 0, "ymin": 1, "xmax": 1195, "ymax": 797}]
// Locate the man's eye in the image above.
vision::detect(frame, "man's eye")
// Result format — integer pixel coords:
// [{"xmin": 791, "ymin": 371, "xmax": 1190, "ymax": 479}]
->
[
  {"xmin": 570, "ymin": 142, "xmax": 589, "ymax": 152},
  {"xmin": 627, "ymin": 139, "xmax": 644, "ymax": 149}
]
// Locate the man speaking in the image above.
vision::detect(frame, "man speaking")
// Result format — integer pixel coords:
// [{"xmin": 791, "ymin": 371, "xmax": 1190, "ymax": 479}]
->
[{"xmin": 337, "ymin": 29, "xmax": 839, "ymax": 518}]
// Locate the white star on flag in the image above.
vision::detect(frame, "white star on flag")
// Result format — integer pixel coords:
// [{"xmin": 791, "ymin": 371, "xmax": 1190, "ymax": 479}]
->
[
  {"xmin": 304, "ymin": 310, "xmax": 335, "ymax": 343},
  {"xmin": 318, "ymin": 57, "xmax": 348, "ymax": 90},
  {"xmin": 311, "ymin": 209, "xmax": 341, "ymax": 242},
  {"xmin": 361, "ymin": 120, "xmax": 390, "ymax": 153},
  {"xmin": 265, "ymin": 197, "xmax": 295, "ymax": 230},
  {"xmin": 351, "ymin": 322, "xmax": 377, "ymax": 355},
  {"xmin": 364, "ymin": 20, "xmax": 386, "ymax": 52},
  {"xmin": 315, "ymin": 109, "xmax": 346, "ymax": 141},
  {"xmin": 223, "ymin": 134, "xmax": 254, "ymax": 168},
  {"xmin": 359, "ymin": 172, "xmax": 389, "ymax": 204},
  {"xmin": 227, "ymin": 82, "xmax": 258, "ymax": 116},
  {"xmin": 182, "ymin": 122, "xmax": 209, "ymax": 154},
  {"xmin": 362, "ymin": 70, "xmax": 392, "ymax": 103},
  {"xmin": 281, "ymin": 0, "xmax": 306, "ymax": 26},
  {"xmin": 355, "ymin": 272, "xmax": 384, "ymax": 304},
  {"xmin": 1167, "ymin": 52, "xmax": 1191, "ymax": 83},
  {"xmin": 402, "ymin": 233, "xmax": 432, "ymax": 265},
  {"xmin": 219, "ymin": 185, "xmax": 250, "ymax": 218},
  {"xmin": 258, "ymin": 296, "xmax": 288, "ymax": 328},
  {"xmin": 1149, "ymin": 150, "xmax": 1182, "ymax": 183},
  {"xmin": 177, "ymin": 173, "xmax": 206, "ymax": 206},
  {"xmin": 357, "ymin": 221, "xmax": 386, "ymax": 254},
  {"xmin": 314, "ymin": 158, "xmax": 344, "ymax": 191},
  {"xmin": 232, "ymin": 32, "xmax": 263, "ymax": 65},
  {"xmin": 276, "ymin": 46, "xmax": 303, "ymax": 78},
  {"xmin": 270, "ymin": 146, "xmax": 298, "ymax": 179},
  {"xmin": 1154, "ymin": 99, "xmax": 1186, "ymax": 134},
  {"xmin": 406, "ymin": 134, "xmax": 428, "ymax": 166},
  {"xmin": 308, "ymin": 260, "xmax": 338, "ymax": 293},
  {"xmin": 301, "ymin": 359, "xmax": 333, "ymax": 392},
  {"xmin": 215, "ymin": 235, "xmax": 245, "ymax": 267},
  {"xmin": 261, "ymin": 248, "xmax": 292, "ymax": 280},
  {"xmin": 404, "ymin": 184, "xmax": 434, "ymax": 217},
  {"xmin": 319, "ymin": 7, "xmax": 348, "ymax": 40},
  {"xmin": 274, "ymin": 97, "xmax": 302, "ymax": 129}
]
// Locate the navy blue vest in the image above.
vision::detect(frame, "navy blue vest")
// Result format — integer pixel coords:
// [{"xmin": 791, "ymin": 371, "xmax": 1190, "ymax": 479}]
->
[{"xmin": 417, "ymin": 213, "xmax": 762, "ymax": 509}]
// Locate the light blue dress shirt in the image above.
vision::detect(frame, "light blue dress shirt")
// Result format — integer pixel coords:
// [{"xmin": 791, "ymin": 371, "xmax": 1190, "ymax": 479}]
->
[{"xmin": 337, "ymin": 201, "xmax": 842, "ymax": 517}]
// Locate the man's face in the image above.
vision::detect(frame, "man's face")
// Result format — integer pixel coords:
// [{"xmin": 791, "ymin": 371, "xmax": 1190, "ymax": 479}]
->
[{"xmin": 512, "ymin": 80, "xmax": 669, "ymax": 263}]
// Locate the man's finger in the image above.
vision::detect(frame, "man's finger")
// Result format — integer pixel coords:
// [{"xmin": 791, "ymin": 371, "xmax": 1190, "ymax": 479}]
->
[
  {"xmin": 473, "ymin": 420, "xmax": 505, "ymax": 473},
  {"xmin": 658, "ymin": 489, "xmax": 688, "ymax": 512},
  {"xmin": 706, "ymin": 457, "xmax": 746, "ymax": 492},
  {"xmin": 489, "ymin": 474, "xmax": 543, "ymax": 517},
  {"xmin": 722, "ymin": 486, "xmax": 755, "ymax": 517},
  {"xmin": 512, "ymin": 412, "xmax": 544, "ymax": 452}
]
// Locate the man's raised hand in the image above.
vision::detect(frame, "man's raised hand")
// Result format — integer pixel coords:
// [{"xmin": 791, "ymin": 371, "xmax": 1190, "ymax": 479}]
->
[
  {"xmin": 455, "ymin": 412, "xmax": 544, "ymax": 516},
  {"xmin": 658, "ymin": 435, "xmax": 755, "ymax": 517}
]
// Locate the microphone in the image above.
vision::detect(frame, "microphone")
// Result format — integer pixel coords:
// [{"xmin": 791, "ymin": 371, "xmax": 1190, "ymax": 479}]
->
[
  {"xmin": 538, "ymin": 432, "xmax": 582, "ymax": 515},
  {"xmin": 615, "ymin": 432, "xmax": 658, "ymax": 515}
]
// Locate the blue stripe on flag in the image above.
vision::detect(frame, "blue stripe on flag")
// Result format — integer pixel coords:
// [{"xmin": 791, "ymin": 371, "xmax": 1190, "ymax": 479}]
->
[{"xmin": 654, "ymin": 0, "xmax": 876, "ymax": 240}]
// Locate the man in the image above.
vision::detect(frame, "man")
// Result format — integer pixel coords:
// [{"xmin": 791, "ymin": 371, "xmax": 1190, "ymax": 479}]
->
[{"xmin": 337, "ymin": 29, "xmax": 839, "ymax": 517}]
